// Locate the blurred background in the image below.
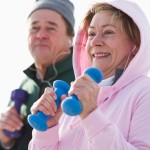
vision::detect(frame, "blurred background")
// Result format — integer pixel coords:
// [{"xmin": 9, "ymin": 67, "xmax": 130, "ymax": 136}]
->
[{"xmin": 0, "ymin": 0, "xmax": 150, "ymax": 111}]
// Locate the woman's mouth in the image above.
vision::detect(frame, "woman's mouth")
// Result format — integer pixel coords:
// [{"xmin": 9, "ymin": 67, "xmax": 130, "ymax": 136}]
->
[{"xmin": 93, "ymin": 53, "xmax": 110, "ymax": 58}]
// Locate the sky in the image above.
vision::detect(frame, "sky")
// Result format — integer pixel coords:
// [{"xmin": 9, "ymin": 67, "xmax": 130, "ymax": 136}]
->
[{"xmin": 0, "ymin": 0, "xmax": 150, "ymax": 111}]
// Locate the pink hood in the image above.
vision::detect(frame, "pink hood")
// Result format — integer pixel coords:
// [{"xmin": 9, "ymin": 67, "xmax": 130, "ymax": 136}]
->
[
  {"xmin": 73, "ymin": 0, "xmax": 150, "ymax": 91},
  {"xmin": 28, "ymin": 2, "xmax": 150, "ymax": 150}
]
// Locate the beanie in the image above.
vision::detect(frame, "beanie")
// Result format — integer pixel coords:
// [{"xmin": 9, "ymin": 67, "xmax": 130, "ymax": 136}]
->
[{"xmin": 29, "ymin": 0, "xmax": 75, "ymax": 31}]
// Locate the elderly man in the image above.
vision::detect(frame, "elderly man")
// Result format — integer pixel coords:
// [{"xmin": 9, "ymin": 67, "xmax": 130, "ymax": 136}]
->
[{"xmin": 0, "ymin": 0, "xmax": 75, "ymax": 149}]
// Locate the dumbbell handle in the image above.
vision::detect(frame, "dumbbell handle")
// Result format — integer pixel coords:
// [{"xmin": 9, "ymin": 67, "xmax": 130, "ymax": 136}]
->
[
  {"xmin": 3, "ymin": 89, "xmax": 28, "ymax": 138},
  {"xmin": 11, "ymin": 89, "xmax": 28, "ymax": 113},
  {"xmin": 27, "ymin": 80, "xmax": 70, "ymax": 131},
  {"xmin": 14, "ymin": 101, "xmax": 22, "ymax": 114},
  {"xmin": 61, "ymin": 67, "xmax": 103, "ymax": 116}
]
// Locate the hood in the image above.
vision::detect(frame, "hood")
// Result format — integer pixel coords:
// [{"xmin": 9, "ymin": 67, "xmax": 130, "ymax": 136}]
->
[{"xmin": 73, "ymin": 0, "xmax": 150, "ymax": 90}]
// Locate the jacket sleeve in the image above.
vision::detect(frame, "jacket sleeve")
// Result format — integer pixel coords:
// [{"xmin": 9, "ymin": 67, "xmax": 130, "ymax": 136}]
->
[
  {"xmin": 28, "ymin": 125, "xmax": 59, "ymax": 150},
  {"xmin": 81, "ymin": 96, "xmax": 150, "ymax": 150}
]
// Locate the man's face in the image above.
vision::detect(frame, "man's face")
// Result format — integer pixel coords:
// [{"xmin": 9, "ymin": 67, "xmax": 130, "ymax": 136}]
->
[{"xmin": 28, "ymin": 9, "xmax": 71, "ymax": 67}]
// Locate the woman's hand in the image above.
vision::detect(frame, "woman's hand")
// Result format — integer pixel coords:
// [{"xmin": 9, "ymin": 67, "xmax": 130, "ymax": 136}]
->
[
  {"xmin": 30, "ymin": 87, "xmax": 66, "ymax": 128},
  {"xmin": 68, "ymin": 74, "xmax": 100, "ymax": 119}
]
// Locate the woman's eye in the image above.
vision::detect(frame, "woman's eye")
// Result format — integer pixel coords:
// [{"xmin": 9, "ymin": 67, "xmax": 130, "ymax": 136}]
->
[
  {"xmin": 103, "ymin": 30, "xmax": 114, "ymax": 36},
  {"xmin": 87, "ymin": 32, "xmax": 96, "ymax": 40},
  {"xmin": 88, "ymin": 32, "xmax": 95, "ymax": 37}
]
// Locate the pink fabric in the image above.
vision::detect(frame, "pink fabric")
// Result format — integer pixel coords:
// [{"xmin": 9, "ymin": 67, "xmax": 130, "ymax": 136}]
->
[
  {"xmin": 73, "ymin": 27, "xmax": 90, "ymax": 78},
  {"xmin": 29, "ymin": 78, "xmax": 150, "ymax": 149},
  {"xmin": 28, "ymin": 0, "xmax": 150, "ymax": 149}
]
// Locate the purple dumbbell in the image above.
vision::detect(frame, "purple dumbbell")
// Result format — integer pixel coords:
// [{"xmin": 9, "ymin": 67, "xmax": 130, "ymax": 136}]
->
[{"xmin": 3, "ymin": 89, "xmax": 28, "ymax": 138}]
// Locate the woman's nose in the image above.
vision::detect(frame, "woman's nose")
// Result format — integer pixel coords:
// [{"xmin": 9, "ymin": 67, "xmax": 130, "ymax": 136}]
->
[{"xmin": 90, "ymin": 34, "xmax": 104, "ymax": 47}]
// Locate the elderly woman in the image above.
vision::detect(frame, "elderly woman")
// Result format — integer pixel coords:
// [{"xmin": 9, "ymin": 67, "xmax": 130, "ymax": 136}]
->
[{"xmin": 28, "ymin": 0, "xmax": 150, "ymax": 149}]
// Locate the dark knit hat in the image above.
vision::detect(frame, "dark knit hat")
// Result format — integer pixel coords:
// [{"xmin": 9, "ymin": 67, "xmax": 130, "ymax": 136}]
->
[{"xmin": 29, "ymin": 0, "xmax": 75, "ymax": 31}]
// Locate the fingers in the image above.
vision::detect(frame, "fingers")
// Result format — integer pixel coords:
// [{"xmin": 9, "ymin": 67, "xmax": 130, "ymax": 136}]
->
[
  {"xmin": 44, "ymin": 87, "xmax": 57, "ymax": 100},
  {"xmin": 67, "ymin": 74, "xmax": 99, "ymax": 119},
  {"xmin": 30, "ymin": 87, "xmax": 57, "ymax": 116},
  {"xmin": 47, "ymin": 117, "xmax": 57, "ymax": 127},
  {"xmin": 30, "ymin": 87, "xmax": 66, "ymax": 128},
  {"xmin": 68, "ymin": 75, "xmax": 89, "ymax": 95},
  {"xmin": 69, "ymin": 74, "xmax": 99, "ymax": 95},
  {"xmin": 0, "ymin": 107, "xmax": 23, "ymax": 132},
  {"xmin": 47, "ymin": 104, "xmax": 63, "ymax": 128}
]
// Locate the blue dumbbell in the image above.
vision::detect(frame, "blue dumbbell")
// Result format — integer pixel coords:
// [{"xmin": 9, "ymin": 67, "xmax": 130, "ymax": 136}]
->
[
  {"xmin": 61, "ymin": 67, "xmax": 103, "ymax": 116},
  {"xmin": 3, "ymin": 89, "xmax": 28, "ymax": 138},
  {"xmin": 27, "ymin": 80, "xmax": 70, "ymax": 131}
]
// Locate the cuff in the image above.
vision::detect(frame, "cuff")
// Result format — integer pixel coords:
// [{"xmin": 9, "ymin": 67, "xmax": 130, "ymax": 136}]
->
[{"xmin": 32, "ymin": 124, "xmax": 59, "ymax": 146}]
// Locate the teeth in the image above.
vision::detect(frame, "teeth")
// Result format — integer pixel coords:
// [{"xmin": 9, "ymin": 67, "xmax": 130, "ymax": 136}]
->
[{"xmin": 94, "ymin": 53, "xmax": 109, "ymax": 57}]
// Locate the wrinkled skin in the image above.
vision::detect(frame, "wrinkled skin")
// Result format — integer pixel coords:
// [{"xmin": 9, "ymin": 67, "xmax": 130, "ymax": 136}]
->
[{"xmin": 0, "ymin": 107, "xmax": 24, "ymax": 146}]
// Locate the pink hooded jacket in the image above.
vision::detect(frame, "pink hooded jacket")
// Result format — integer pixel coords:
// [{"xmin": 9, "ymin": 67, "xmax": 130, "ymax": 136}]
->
[{"xmin": 28, "ymin": 0, "xmax": 150, "ymax": 149}]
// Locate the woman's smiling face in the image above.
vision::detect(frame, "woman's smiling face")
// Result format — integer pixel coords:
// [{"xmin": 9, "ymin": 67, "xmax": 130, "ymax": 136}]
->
[{"xmin": 86, "ymin": 11, "xmax": 135, "ymax": 79}]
